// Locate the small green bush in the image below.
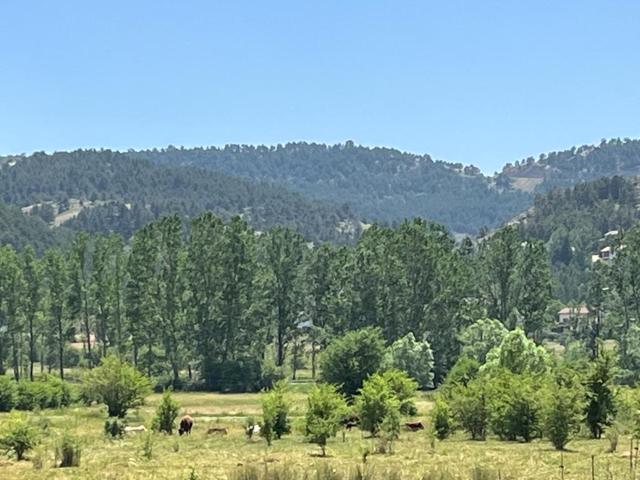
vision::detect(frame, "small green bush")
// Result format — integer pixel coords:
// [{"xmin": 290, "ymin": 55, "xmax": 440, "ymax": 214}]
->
[
  {"xmin": 152, "ymin": 389, "xmax": 180, "ymax": 434},
  {"xmin": 430, "ymin": 397, "xmax": 453, "ymax": 440},
  {"xmin": 0, "ymin": 413, "xmax": 39, "ymax": 460},
  {"xmin": 104, "ymin": 419, "xmax": 126, "ymax": 438},
  {"xmin": 261, "ymin": 380, "xmax": 291, "ymax": 446},
  {"xmin": 0, "ymin": 376, "xmax": 17, "ymax": 411},
  {"xmin": 81, "ymin": 355, "xmax": 151, "ymax": 417},
  {"xmin": 15, "ymin": 376, "xmax": 73, "ymax": 410}
]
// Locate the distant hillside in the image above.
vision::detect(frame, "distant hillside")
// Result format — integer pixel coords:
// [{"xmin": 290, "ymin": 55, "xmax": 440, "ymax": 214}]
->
[
  {"xmin": 0, "ymin": 200, "xmax": 67, "ymax": 253},
  {"xmin": 500, "ymin": 138, "xmax": 640, "ymax": 193},
  {"xmin": 516, "ymin": 176, "xmax": 640, "ymax": 301},
  {"xmin": 0, "ymin": 150, "xmax": 360, "ymax": 242},
  {"xmin": 129, "ymin": 142, "xmax": 531, "ymax": 234}
]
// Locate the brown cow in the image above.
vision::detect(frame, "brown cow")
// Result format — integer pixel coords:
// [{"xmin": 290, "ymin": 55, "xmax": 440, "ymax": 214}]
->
[
  {"xmin": 405, "ymin": 421, "xmax": 424, "ymax": 432},
  {"xmin": 207, "ymin": 427, "xmax": 228, "ymax": 436},
  {"xmin": 178, "ymin": 415, "xmax": 194, "ymax": 436}
]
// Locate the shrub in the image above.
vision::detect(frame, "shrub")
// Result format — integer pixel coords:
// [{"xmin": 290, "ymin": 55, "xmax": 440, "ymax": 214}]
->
[
  {"xmin": 356, "ymin": 373, "xmax": 401, "ymax": 437},
  {"xmin": 81, "ymin": 355, "xmax": 151, "ymax": 417},
  {"xmin": 319, "ymin": 328, "xmax": 386, "ymax": 397},
  {"xmin": 305, "ymin": 383, "xmax": 348, "ymax": 456},
  {"xmin": 15, "ymin": 376, "xmax": 73, "ymax": 411},
  {"xmin": 430, "ymin": 397, "xmax": 453, "ymax": 440},
  {"xmin": 584, "ymin": 350, "xmax": 617, "ymax": 439},
  {"xmin": 378, "ymin": 404, "xmax": 401, "ymax": 454},
  {"xmin": 55, "ymin": 433, "xmax": 81, "ymax": 467},
  {"xmin": 152, "ymin": 389, "xmax": 180, "ymax": 434},
  {"xmin": 488, "ymin": 371, "xmax": 541, "ymax": 442},
  {"xmin": 381, "ymin": 369, "xmax": 418, "ymax": 416},
  {"xmin": 141, "ymin": 431, "xmax": 154, "ymax": 460},
  {"xmin": 384, "ymin": 333, "xmax": 435, "ymax": 389},
  {"xmin": 0, "ymin": 376, "xmax": 17, "ymax": 411},
  {"xmin": 441, "ymin": 357, "xmax": 480, "ymax": 396},
  {"xmin": 261, "ymin": 380, "xmax": 291, "ymax": 446},
  {"xmin": 104, "ymin": 419, "xmax": 126, "ymax": 438},
  {"xmin": 542, "ymin": 383, "xmax": 584, "ymax": 450},
  {"xmin": 450, "ymin": 379, "xmax": 489, "ymax": 440},
  {"xmin": 0, "ymin": 413, "xmax": 39, "ymax": 460}
]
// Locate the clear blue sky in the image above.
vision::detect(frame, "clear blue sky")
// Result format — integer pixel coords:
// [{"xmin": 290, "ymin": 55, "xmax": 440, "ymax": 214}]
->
[{"xmin": 2, "ymin": 1, "xmax": 640, "ymax": 173}]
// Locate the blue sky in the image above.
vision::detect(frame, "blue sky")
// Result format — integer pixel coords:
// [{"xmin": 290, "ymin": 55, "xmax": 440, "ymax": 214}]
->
[{"xmin": 1, "ymin": 1, "xmax": 640, "ymax": 173}]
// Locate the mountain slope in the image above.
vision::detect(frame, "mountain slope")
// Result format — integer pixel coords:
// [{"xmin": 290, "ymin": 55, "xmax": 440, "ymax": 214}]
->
[
  {"xmin": 516, "ymin": 176, "xmax": 640, "ymax": 301},
  {"xmin": 0, "ymin": 201, "xmax": 67, "ymax": 253},
  {"xmin": 129, "ymin": 142, "xmax": 531, "ymax": 234},
  {"xmin": 501, "ymin": 138, "xmax": 640, "ymax": 193},
  {"xmin": 0, "ymin": 150, "xmax": 360, "ymax": 242}
]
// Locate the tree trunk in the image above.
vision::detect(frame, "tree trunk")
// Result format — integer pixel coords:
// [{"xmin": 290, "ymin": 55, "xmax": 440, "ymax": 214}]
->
[
  {"xmin": 57, "ymin": 311, "xmax": 65, "ymax": 380},
  {"xmin": 11, "ymin": 333, "xmax": 20, "ymax": 381},
  {"xmin": 28, "ymin": 314, "xmax": 35, "ymax": 381}
]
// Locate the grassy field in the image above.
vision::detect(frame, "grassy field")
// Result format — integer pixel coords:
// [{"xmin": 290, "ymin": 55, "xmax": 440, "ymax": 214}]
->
[{"xmin": 0, "ymin": 387, "xmax": 637, "ymax": 480}]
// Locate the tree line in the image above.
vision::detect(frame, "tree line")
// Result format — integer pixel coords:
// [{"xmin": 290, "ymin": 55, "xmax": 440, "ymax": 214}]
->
[{"xmin": 0, "ymin": 215, "xmax": 554, "ymax": 390}]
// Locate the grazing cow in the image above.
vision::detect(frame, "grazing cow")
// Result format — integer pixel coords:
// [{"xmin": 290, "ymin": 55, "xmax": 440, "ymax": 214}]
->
[
  {"xmin": 124, "ymin": 425, "xmax": 147, "ymax": 434},
  {"xmin": 344, "ymin": 421, "xmax": 359, "ymax": 431},
  {"xmin": 207, "ymin": 427, "xmax": 228, "ymax": 436},
  {"xmin": 405, "ymin": 421, "xmax": 424, "ymax": 432},
  {"xmin": 246, "ymin": 424, "xmax": 261, "ymax": 438},
  {"xmin": 341, "ymin": 413, "xmax": 360, "ymax": 429},
  {"xmin": 178, "ymin": 415, "xmax": 194, "ymax": 436}
]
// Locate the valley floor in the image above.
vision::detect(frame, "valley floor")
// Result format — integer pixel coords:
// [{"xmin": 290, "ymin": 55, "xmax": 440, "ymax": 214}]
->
[{"xmin": 0, "ymin": 389, "xmax": 634, "ymax": 479}]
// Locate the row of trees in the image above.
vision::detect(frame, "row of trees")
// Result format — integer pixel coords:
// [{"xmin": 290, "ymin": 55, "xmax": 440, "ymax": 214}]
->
[
  {"xmin": 0, "ymin": 214, "xmax": 554, "ymax": 390},
  {"xmin": 432, "ymin": 325, "xmax": 618, "ymax": 450}
]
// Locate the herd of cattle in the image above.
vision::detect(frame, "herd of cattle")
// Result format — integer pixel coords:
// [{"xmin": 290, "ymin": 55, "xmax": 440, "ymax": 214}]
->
[{"xmin": 122, "ymin": 415, "xmax": 424, "ymax": 437}]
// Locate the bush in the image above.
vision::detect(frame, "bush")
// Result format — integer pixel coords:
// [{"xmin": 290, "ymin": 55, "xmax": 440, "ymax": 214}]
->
[
  {"xmin": 542, "ymin": 383, "xmax": 584, "ymax": 450},
  {"xmin": 0, "ymin": 376, "xmax": 17, "ymax": 411},
  {"xmin": 152, "ymin": 389, "xmax": 180, "ymax": 434},
  {"xmin": 0, "ymin": 413, "xmax": 39, "ymax": 460},
  {"xmin": 81, "ymin": 355, "xmax": 151, "ymax": 417},
  {"xmin": 305, "ymin": 383, "xmax": 348, "ymax": 456},
  {"xmin": 584, "ymin": 350, "xmax": 617, "ymax": 439},
  {"xmin": 15, "ymin": 375, "xmax": 73, "ymax": 410},
  {"xmin": 430, "ymin": 397, "xmax": 453, "ymax": 440},
  {"xmin": 56, "ymin": 433, "xmax": 81, "ymax": 467},
  {"xmin": 384, "ymin": 333, "xmax": 435, "ymax": 389},
  {"xmin": 441, "ymin": 357, "xmax": 480, "ymax": 396},
  {"xmin": 451, "ymin": 379, "xmax": 489, "ymax": 440},
  {"xmin": 381, "ymin": 369, "xmax": 418, "ymax": 416},
  {"xmin": 319, "ymin": 328, "xmax": 386, "ymax": 397},
  {"xmin": 356, "ymin": 373, "xmax": 401, "ymax": 437},
  {"xmin": 104, "ymin": 419, "xmax": 126, "ymax": 438},
  {"xmin": 261, "ymin": 380, "xmax": 291, "ymax": 446},
  {"xmin": 488, "ymin": 371, "xmax": 541, "ymax": 442}
]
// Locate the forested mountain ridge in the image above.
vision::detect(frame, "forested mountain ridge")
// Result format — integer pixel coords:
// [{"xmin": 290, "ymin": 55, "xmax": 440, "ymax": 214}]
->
[
  {"xmin": 515, "ymin": 176, "xmax": 640, "ymax": 300},
  {"xmin": 0, "ymin": 200, "xmax": 68, "ymax": 253},
  {"xmin": 129, "ymin": 142, "xmax": 531, "ymax": 234},
  {"xmin": 0, "ymin": 150, "xmax": 360, "ymax": 242},
  {"xmin": 500, "ymin": 138, "xmax": 640, "ymax": 193}
]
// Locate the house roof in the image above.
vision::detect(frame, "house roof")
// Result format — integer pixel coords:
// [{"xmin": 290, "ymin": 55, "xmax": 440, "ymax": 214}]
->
[{"xmin": 558, "ymin": 306, "xmax": 590, "ymax": 316}]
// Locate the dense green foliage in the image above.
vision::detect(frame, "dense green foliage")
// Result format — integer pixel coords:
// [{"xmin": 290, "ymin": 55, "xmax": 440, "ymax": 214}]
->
[
  {"xmin": 501, "ymin": 138, "xmax": 640, "ymax": 192},
  {"xmin": 0, "ymin": 414, "xmax": 38, "ymax": 460},
  {"xmin": 384, "ymin": 333, "xmax": 435, "ymax": 390},
  {"xmin": 260, "ymin": 381, "xmax": 291, "ymax": 446},
  {"xmin": 81, "ymin": 355, "xmax": 151, "ymax": 417},
  {"xmin": 130, "ymin": 142, "xmax": 531, "ymax": 234},
  {"xmin": 518, "ymin": 176, "xmax": 640, "ymax": 300},
  {"xmin": 152, "ymin": 389, "xmax": 181, "ymax": 434},
  {"xmin": 319, "ymin": 328, "xmax": 386, "ymax": 397},
  {"xmin": 0, "ymin": 150, "xmax": 359, "ymax": 242},
  {"xmin": 304, "ymin": 383, "xmax": 347, "ymax": 456}
]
